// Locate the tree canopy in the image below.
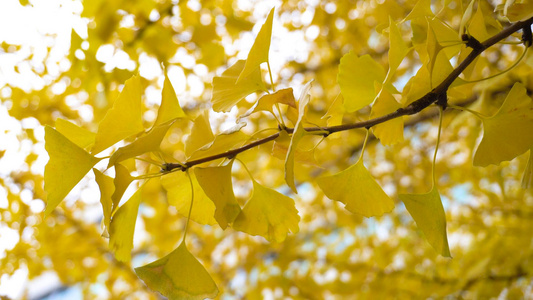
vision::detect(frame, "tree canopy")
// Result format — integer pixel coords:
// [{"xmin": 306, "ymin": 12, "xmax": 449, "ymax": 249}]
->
[{"xmin": 1, "ymin": 0, "xmax": 533, "ymax": 299}]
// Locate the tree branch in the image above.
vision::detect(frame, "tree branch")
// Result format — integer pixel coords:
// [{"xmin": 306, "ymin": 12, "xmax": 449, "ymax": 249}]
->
[{"xmin": 163, "ymin": 17, "xmax": 533, "ymax": 172}]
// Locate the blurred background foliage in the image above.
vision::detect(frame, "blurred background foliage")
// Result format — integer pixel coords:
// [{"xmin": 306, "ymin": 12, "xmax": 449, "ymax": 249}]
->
[{"xmin": 1, "ymin": 0, "xmax": 533, "ymax": 298}]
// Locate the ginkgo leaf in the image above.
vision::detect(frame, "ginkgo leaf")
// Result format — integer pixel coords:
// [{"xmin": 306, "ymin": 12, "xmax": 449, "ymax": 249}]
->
[
  {"xmin": 44, "ymin": 126, "xmax": 102, "ymax": 217},
  {"xmin": 316, "ymin": 159, "xmax": 394, "ymax": 217},
  {"xmin": 194, "ymin": 161, "xmax": 241, "ymax": 229},
  {"xmin": 399, "ymin": 186, "xmax": 451, "ymax": 257},
  {"xmin": 323, "ymin": 94, "xmax": 345, "ymax": 126},
  {"xmin": 370, "ymin": 89, "xmax": 404, "ymax": 145},
  {"xmin": 240, "ymin": 88, "xmax": 296, "ymax": 120},
  {"xmin": 459, "ymin": 0, "xmax": 475, "ymax": 37},
  {"xmin": 109, "ymin": 183, "xmax": 143, "ymax": 262},
  {"xmin": 236, "ymin": 7, "xmax": 275, "ymax": 83},
  {"xmin": 135, "ymin": 241, "xmax": 218, "ymax": 300},
  {"xmin": 338, "ymin": 52, "xmax": 385, "ymax": 112},
  {"xmin": 161, "ymin": 171, "xmax": 217, "ymax": 225},
  {"xmin": 402, "ymin": 62, "xmax": 431, "ymax": 106},
  {"xmin": 108, "ymin": 122, "xmax": 173, "ymax": 167},
  {"xmin": 211, "ymin": 60, "xmax": 267, "ymax": 112},
  {"xmin": 93, "ymin": 168, "xmax": 114, "ymax": 237},
  {"xmin": 233, "ymin": 179, "xmax": 300, "ymax": 242},
  {"xmin": 55, "ymin": 118, "xmax": 95, "ymax": 149},
  {"xmin": 427, "ymin": 18, "xmax": 462, "ymax": 59},
  {"xmin": 188, "ymin": 127, "xmax": 248, "ymax": 161},
  {"xmin": 154, "ymin": 74, "xmax": 186, "ymax": 126},
  {"xmin": 285, "ymin": 81, "xmax": 313, "ymax": 193},
  {"xmin": 273, "ymin": 131, "xmax": 320, "ymax": 167},
  {"xmin": 111, "ymin": 163, "xmax": 134, "ymax": 214},
  {"xmin": 402, "ymin": 0, "xmax": 433, "ymax": 22},
  {"xmin": 185, "ymin": 111, "xmax": 215, "ymax": 158},
  {"xmin": 499, "ymin": 0, "xmax": 533, "ymax": 22},
  {"xmin": 92, "ymin": 75, "xmax": 145, "ymax": 154},
  {"xmin": 474, "ymin": 83, "xmax": 533, "ymax": 166},
  {"xmin": 468, "ymin": 4, "xmax": 490, "ymax": 42},
  {"xmin": 384, "ymin": 17, "xmax": 411, "ymax": 84}
]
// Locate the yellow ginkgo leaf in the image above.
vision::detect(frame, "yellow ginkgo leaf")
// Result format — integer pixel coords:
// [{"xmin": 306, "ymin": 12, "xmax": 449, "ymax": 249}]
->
[
  {"xmin": 154, "ymin": 74, "xmax": 186, "ymax": 126},
  {"xmin": 468, "ymin": 4, "xmax": 490, "ymax": 42},
  {"xmin": 240, "ymin": 88, "xmax": 296, "ymax": 119},
  {"xmin": 385, "ymin": 17, "xmax": 411, "ymax": 84},
  {"xmin": 93, "ymin": 168, "xmax": 114, "ymax": 237},
  {"xmin": 285, "ymin": 81, "xmax": 312, "ymax": 193},
  {"xmin": 370, "ymin": 89, "xmax": 404, "ymax": 145},
  {"xmin": 135, "ymin": 241, "xmax": 218, "ymax": 300},
  {"xmin": 109, "ymin": 184, "xmax": 143, "ymax": 262},
  {"xmin": 233, "ymin": 180, "xmax": 300, "ymax": 243},
  {"xmin": 188, "ymin": 127, "xmax": 248, "ymax": 161},
  {"xmin": 92, "ymin": 75, "xmax": 145, "ymax": 155},
  {"xmin": 474, "ymin": 83, "xmax": 533, "ymax": 166},
  {"xmin": 194, "ymin": 161, "xmax": 241, "ymax": 229},
  {"xmin": 108, "ymin": 122, "xmax": 173, "ymax": 167},
  {"xmin": 273, "ymin": 131, "xmax": 320, "ymax": 167},
  {"xmin": 185, "ymin": 111, "xmax": 215, "ymax": 158},
  {"xmin": 399, "ymin": 186, "xmax": 451, "ymax": 257},
  {"xmin": 44, "ymin": 126, "xmax": 102, "ymax": 217},
  {"xmin": 402, "ymin": 0, "xmax": 433, "ymax": 22},
  {"xmin": 236, "ymin": 7, "xmax": 275, "ymax": 83},
  {"xmin": 211, "ymin": 60, "xmax": 267, "ymax": 112},
  {"xmin": 55, "ymin": 118, "xmax": 95, "ymax": 149},
  {"xmin": 317, "ymin": 159, "xmax": 394, "ymax": 217},
  {"xmin": 161, "ymin": 171, "xmax": 217, "ymax": 225},
  {"xmin": 401, "ymin": 62, "xmax": 431, "ymax": 106},
  {"xmin": 338, "ymin": 52, "xmax": 385, "ymax": 112},
  {"xmin": 111, "ymin": 163, "xmax": 134, "ymax": 215},
  {"xmin": 323, "ymin": 94, "xmax": 344, "ymax": 126},
  {"xmin": 427, "ymin": 18, "xmax": 462, "ymax": 59},
  {"xmin": 459, "ymin": 0, "xmax": 475, "ymax": 37},
  {"xmin": 496, "ymin": 0, "xmax": 533, "ymax": 22}
]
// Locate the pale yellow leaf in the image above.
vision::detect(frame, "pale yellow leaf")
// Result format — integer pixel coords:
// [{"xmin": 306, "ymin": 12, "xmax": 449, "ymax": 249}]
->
[
  {"xmin": 399, "ymin": 186, "xmax": 451, "ymax": 257},
  {"xmin": 154, "ymin": 74, "xmax": 186, "ymax": 126},
  {"xmin": 370, "ymin": 89, "xmax": 404, "ymax": 145},
  {"xmin": 194, "ymin": 161, "xmax": 241, "ymax": 229},
  {"xmin": 93, "ymin": 168, "xmax": 114, "ymax": 237},
  {"xmin": 161, "ymin": 171, "xmax": 217, "ymax": 225},
  {"xmin": 109, "ymin": 184, "xmax": 143, "ymax": 262},
  {"xmin": 111, "ymin": 163, "xmax": 134, "ymax": 215},
  {"xmin": 92, "ymin": 74, "xmax": 145, "ymax": 154},
  {"xmin": 316, "ymin": 159, "xmax": 394, "ymax": 217},
  {"xmin": 233, "ymin": 180, "xmax": 300, "ymax": 242},
  {"xmin": 338, "ymin": 52, "xmax": 385, "ymax": 112},
  {"xmin": 236, "ymin": 7, "xmax": 275, "ymax": 83},
  {"xmin": 44, "ymin": 126, "xmax": 101, "ymax": 217},
  {"xmin": 185, "ymin": 111, "xmax": 214, "ymax": 158},
  {"xmin": 55, "ymin": 118, "xmax": 95, "ymax": 149},
  {"xmin": 135, "ymin": 241, "xmax": 218, "ymax": 300}
]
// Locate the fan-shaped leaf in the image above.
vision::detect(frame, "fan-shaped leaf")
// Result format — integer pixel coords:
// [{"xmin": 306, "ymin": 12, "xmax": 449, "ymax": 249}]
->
[
  {"xmin": 474, "ymin": 83, "xmax": 533, "ymax": 166},
  {"xmin": 154, "ymin": 74, "xmax": 186, "ymax": 126},
  {"xmin": 185, "ymin": 111, "xmax": 214, "ymax": 158},
  {"xmin": 399, "ymin": 186, "xmax": 451, "ymax": 257},
  {"xmin": 55, "ymin": 118, "xmax": 95, "ymax": 149},
  {"xmin": 194, "ymin": 161, "xmax": 241, "ymax": 229},
  {"xmin": 135, "ymin": 241, "xmax": 218, "ymax": 300},
  {"xmin": 370, "ymin": 89, "xmax": 404, "ymax": 145},
  {"xmin": 44, "ymin": 126, "xmax": 102, "ymax": 217},
  {"xmin": 316, "ymin": 159, "xmax": 394, "ymax": 217},
  {"xmin": 233, "ymin": 180, "xmax": 300, "ymax": 242},
  {"xmin": 92, "ymin": 75, "xmax": 145, "ymax": 154},
  {"xmin": 93, "ymin": 168, "xmax": 114, "ymax": 237}
]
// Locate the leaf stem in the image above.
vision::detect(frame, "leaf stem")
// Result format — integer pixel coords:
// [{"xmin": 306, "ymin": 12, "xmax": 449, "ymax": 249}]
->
[
  {"xmin": 183, "ymin": 170, "xmax": 194, "ymax": 243},
  {"xmin": 432, "ymin": 107, "xmax": 443, "ymax": 186},
  {"xmin": 358, "ymin": 129, "xmax": 370, "ymax": 162}
]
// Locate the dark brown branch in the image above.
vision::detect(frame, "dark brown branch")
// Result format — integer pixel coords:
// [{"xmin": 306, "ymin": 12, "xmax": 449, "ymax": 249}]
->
[{"xmin": 163, "ymin": 17, "xmax": 533, "ymax": 172}]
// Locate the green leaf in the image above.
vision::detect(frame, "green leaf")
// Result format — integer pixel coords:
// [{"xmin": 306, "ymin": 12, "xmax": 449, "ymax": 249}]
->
[
  {"xmin": 161, "ymin": 171, "xmax": 217, "ymax": 225},
  {"xmin": 44, "ymin": 126, "xmax": 102, "ymax": 217},
  {"xmin": 92, "ymin": 74, "xmax": 145, "ymax": 154},
  {"xmin": 236, "ymin": 7, "xmax": 275, "ymax": 83},
  {"xmin": 109, "ymin": 184, "xmax": 143, "ymax": 262},
  {"xmin": 55, "ymin": 118, "xmax": 95, "ymax": 149},
  {"xmin": 338, "ymin": 52, "xmax": 385, "ymax": 112},
  {"xmin": 154, "ymin": 74, "xmax": 186, "ymax": 126},
  {"xmin": 285, "ymin": 81, "xmax": 312, "ymax": 193},
  {"xmin": 108, "ymin": 122, "xmax": 173, "ymax": 168},
  {"xmin": 135, "ymin": 241, "xmax": 218, "ymax": 300},
  {"xmin": 211, "ymin": 60, "xmax": 267, "ymax": 112},
  {"xmin": 399, "ymin": 186, "xmax": 451, "ymax": 257},
  {"xmin": 194, "ymin": 161, "xmax": 241, "ymax": 229},
  {"xmin": 93, "ymin": 168, "xmax": 114, "ymax": 237},
  {"xmin": 474, "ymin": 83, "xmax": 533, "ymax": 166},
  {"xmin": 316, "ymin": 159, "xmax": 394, "ymax": 217},
  {"xmin": 233, "ymin": 180, "xmax": 300, "ymax": 242}
]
